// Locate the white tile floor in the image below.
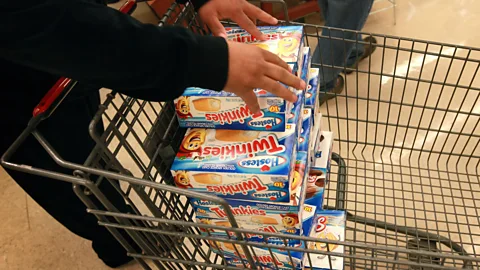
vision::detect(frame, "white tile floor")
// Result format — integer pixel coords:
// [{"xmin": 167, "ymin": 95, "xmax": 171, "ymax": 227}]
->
[{"xmin": 2, "ymin": 0, "xmax": 480, "ymax": 269}]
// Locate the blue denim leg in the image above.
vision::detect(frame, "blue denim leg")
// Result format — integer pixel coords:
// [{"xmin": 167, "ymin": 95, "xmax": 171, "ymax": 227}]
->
[{"xmin": 313, "ymin": 0, "xmax": 373, "ymax": 90}]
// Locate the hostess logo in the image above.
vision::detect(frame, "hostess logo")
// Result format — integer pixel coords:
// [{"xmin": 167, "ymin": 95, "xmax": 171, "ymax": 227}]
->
[
  {"xmin": 202, "ymin": 135, "xmax": 286, "ymax": 160},
  {"xmin": 315, "ymin": 215, "xmax": 327, "ymax": 232},
  {"xmin": 239, "ymin": 156, "xmax": 286, "ymax": 170},
  {"xmin": 192, "ymin": 200, "xmax": 217, "ymax": 206},
  {"xmin": 252, "ymin": 190, "xmax": 287, "ymax": 200},
  {"xmin": 247, "ymin": 117, "xmax": 282, "ymax": 129},
  {"xmin": 308, "ymin": 174, "xmax": 318, "ymax": 184}
]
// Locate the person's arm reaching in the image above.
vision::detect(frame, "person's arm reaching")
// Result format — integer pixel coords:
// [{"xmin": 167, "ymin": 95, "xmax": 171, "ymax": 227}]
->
[
  {"xmin": 0, "ymin": 0, "xmax": 304, "ymax": 111},
  {"xmin": 0, "ymin": 0, "xmax": 228, "ymax": 101}
]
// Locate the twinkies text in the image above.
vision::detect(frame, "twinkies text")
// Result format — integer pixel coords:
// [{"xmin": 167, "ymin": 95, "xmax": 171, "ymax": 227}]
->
[
  {"xmin": 206, "ymin": 178, "xmax": 268, "ymax": 196},
  {"xmin": 202, "ymin": 135, "xmax": 285, "ymax": 160},
  {"xmin": 228, "ymin": 33, "xmax": 279, "ymax": 43},
  {"xmin": 210, "ymin": 205, "xmax": 266, "ymax": 218},
  {"xmin": 205, "ymin": 105, "xmax": 252, "ymax": 125}
]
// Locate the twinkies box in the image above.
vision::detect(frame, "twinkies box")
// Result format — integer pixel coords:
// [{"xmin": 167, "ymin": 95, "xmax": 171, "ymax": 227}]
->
[
  {"xmin": 171, "ymin": 125, "xmax": 297, "ymax": 202},
  {"xmin": 305, "ymin": 172, "xmax": 325, "ymax": 212},
  {"xmin": 287, "ymin": 91, "xmax": 304, "ymax": 125},
  {"xmin": 287, "ymin": 91, "xmax": 305, "ymax": 141},
  {"xmin": 309, "ymin": 113, "xmax": 322, "ymax": 163},
  {"xmin": 210, "ymin": 240, "xmax": 305, "ymax": 270},
  {"xmin": 226, "ymin": 26, "xmax": 304, "ymax": 75},
  {"xmin": 192, "ymin": 152, "xmax": 309, "ymax": 239},
  {"xmin": 304, "ymin": 211, "xmax": 346, "ymax": 270},
  {"xmin": 313, "ymin": 131, "xmax": 334, "ymax": 185},
  {"xmin": 298, "ymin": 108, "xmax": 313, "ymax": 154},
  {"xmin": 174, "ymin": 87, "xmax": 289, "ymax": 131},
  {"xmin": 305, "ymin": 68, "xmax": 319, "ymax": 108},
  {"xmin": 301, "ymin": 47, "xmax": 312, "ymax": 83},
  {"xmin": 301, "ymin": 204, "xmax": 317, "ymax": 245},
  {"xmin": 305, "ymin": 68, "xmax": 321, "ymax": 126}
]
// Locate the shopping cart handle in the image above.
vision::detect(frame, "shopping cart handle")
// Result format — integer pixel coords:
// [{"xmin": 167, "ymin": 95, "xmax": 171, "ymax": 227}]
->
[
  {"xmin": 33, "ymin": 77, "xmax": 72, "ymax": 117},
  {"xmin": 119, "ymin": 0, "xmax": 137, "ymax": 15},
  {"xmin": 32, "ymin": 0, "xmax": 137, "ymax": 117}
]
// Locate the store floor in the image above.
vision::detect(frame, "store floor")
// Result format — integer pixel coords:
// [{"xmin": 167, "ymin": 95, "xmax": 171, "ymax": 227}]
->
[{"xmin": 1, "ymin": 0, "xmax": 480, "ymax": 269}]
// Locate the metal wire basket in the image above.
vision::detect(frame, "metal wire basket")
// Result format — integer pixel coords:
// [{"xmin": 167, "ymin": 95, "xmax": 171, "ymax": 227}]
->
[{"xmin": 2, "ymin": 0, "xmax": 480, "ymax": 269}]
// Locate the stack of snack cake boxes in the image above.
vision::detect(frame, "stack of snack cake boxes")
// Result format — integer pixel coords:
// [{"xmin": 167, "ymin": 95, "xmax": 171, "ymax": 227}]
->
[{"xmin": 171, "ymin": 26, "xmax": 345, "ymax": 269}]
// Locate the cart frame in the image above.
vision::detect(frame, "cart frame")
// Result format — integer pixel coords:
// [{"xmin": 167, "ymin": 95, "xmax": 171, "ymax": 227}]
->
[{"xmin": 2, "ymin": 0, "xmax": 480, "ymax": 269}]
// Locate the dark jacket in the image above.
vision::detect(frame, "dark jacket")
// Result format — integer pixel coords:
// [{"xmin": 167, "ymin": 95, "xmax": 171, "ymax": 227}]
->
[{"xmin": 0, "ymin": 0, "xmax": 228, "ymax": 101}]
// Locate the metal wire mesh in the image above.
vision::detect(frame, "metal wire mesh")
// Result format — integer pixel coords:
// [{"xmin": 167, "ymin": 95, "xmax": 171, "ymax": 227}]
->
[
  {"xmin": 70, "ymin": 2, "xmax": 480, "ymax": 269},
  {"xmin": 305, "ymin": 18, "xmax": 480, "ymax": 269},
  {"xmin": 2, "ymin": 1, "xmax": 480, "ymax": 269}
]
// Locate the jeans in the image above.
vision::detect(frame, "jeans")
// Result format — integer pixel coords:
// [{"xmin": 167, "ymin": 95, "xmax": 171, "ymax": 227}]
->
[{"xmin": 312, "ymin": 0, "xmax": 374, "ymax": 90}]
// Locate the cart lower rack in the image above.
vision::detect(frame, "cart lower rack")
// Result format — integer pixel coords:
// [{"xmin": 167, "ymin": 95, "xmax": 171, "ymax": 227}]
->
[{"xmin": 2, "ymin": 1, "xmax": 480, "ymax": 269}]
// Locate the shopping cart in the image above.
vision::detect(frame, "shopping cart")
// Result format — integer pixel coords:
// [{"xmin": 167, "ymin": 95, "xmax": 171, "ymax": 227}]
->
[{"xmin": 2, "ymin": 0, "xmax": 480, "ymax": 269}]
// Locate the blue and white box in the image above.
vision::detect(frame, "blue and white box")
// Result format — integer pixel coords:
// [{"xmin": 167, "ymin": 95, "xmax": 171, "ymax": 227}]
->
[
  {"xmin": 226, "ymin": 25, "xmax": 305, "ymax": 75},
  {"xmin": 175, "ymin": 88, "xmax": 290, "ymax": 131},
  {"xmin": 304, "ymin": 210, "xmax": 346, "ymax": 270},
  {"xmin": 301, "ymin": 47, "xmax": 312, "ymax": 83},
  {"xmin": 312, "ymin": 131, "xmax": 333, "ymax": 184}
]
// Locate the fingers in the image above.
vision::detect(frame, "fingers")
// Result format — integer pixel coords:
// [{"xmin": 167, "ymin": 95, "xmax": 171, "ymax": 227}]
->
[
  {"xmin": 262, "ymin": 50, "xmax": 290, "ymax": 71},
  {"xmin": 238, "ymin": 90, "xmax": 261, "ymax": 113},
  {"xmin": 244, "ymin": 3, "xmax": 278, "ymax": 25},
  {"xmin": 265, "ymin": 63, "xmax": 306, "ymax": 90},
  {"xmin": 205, "ymin": 17, "xmax": 227, "ymax": 39},
  {"xmin": 233, "ymin": 12, "xmax": 265, "ymax": 40},
  {"xmin": 259, "ymin": 77, "xmax": 298, "ymax": 103}
]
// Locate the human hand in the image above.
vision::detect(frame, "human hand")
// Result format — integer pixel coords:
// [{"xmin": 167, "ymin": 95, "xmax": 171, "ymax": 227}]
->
[
  {"xmin": 198, "ymin": 0, "xmax": 277, "ymax": 40},
  {"xmin": 224, "ymin": 42, "xmax": 306, "ymax": 113}
]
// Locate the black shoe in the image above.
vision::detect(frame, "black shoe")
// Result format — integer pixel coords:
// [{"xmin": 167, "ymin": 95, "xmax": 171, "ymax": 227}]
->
[
  {"xmin": 343, "ymin": 36, "xmax": 377, "ymax": 74},
  {"xmin": 319, "ymin": 75, "xmax": 344, "ymax": 105}
]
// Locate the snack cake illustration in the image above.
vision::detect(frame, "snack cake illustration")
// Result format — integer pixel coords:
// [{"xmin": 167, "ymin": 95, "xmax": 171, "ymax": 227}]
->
[
  {"xmin": 174, "ymin": 87, "xmax": 290, "ymax": 131},
  {"xmin": 304, "ymin": 210, "xmax": 346, "ymax": 270}
]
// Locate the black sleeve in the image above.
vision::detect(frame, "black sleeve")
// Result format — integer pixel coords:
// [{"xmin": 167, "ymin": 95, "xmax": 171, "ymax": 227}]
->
[{"xmin": 0, "ymin": 0, "xmax": 228, "ymax": 102}]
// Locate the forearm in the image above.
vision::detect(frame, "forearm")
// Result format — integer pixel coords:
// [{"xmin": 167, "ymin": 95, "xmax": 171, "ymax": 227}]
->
[{"xmin": 0, "ymin": 0, "xmax": 228, "ymax": 101}]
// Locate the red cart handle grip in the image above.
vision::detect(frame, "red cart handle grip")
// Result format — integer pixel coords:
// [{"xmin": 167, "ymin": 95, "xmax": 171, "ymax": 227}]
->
[
  {"xmin": 119, "ymin": 0, "xmax": 137, "ymax": 14},
  {"xmin": 33, "ymin": 77, "xmax": 72, "ymax": 117},
  {"xmin": 32, "ymin": 0, "xmax": 137, "ymax": 117}
]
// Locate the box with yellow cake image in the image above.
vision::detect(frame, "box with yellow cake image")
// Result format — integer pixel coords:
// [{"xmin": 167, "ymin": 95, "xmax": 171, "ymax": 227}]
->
[
  {"xmin": 171, "ymin": 123, "xmax": 298, "ymax": 202},
  {"xmin": 304, "ymin": 210, "xmax": 346, "ymax": 270},
  {"xmin": 191, "ymin": 152, "xmax": 309, "ymax": 241},
  {"xmin": 226, "ymin": 26, "xmax": 304, "ymax": 75},
  {"xmin": 208, "ymin": 239, "xmax": 305, "ymax": 269},
  {"xmin": 174, "ymin": 87, "xmax": 291, "ymax": 131}
]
